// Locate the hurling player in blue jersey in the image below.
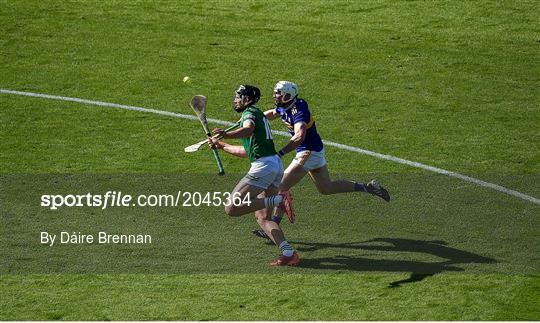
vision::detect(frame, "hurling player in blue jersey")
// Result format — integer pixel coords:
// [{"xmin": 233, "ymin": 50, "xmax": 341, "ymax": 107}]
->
[{"xmin": 252, "ymin": 81, "xmax": 390, "ymax": 239}]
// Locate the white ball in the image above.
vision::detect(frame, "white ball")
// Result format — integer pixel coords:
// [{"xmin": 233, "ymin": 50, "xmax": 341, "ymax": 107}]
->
[{"xmin": 183, "ymin": 76, "xmax": 192, "ymax": 84}]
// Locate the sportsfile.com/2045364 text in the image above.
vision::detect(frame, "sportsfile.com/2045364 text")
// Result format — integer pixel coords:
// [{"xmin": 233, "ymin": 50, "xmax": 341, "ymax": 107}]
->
[{"xmin": 40, "ymin": 191, "xmax": 252, "ymax": 210}]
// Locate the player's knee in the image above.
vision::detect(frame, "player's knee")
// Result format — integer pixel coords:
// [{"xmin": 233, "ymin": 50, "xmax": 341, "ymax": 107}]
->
[
  {"xmin": 255, "ymin": 215, "xmax": 265, "ymax": 225},
  {"xmin": 224, "ymin": 205, "xmax": 241, "ymax": 217},
  {"xmin": 254, "ymin": 207, "xmax": 270, "ymax": 221}
]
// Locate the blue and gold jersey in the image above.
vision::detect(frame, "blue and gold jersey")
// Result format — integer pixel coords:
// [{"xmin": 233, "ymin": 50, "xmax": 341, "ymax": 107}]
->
[{"xmin": 275, "ymin": 99, "xmax": 324, "ymax": 152}]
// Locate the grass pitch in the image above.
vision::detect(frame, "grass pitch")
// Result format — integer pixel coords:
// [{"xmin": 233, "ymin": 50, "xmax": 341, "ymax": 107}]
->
[{"xmin": 1, "ymin": 0, "xmax": 539, "ymax": 320}]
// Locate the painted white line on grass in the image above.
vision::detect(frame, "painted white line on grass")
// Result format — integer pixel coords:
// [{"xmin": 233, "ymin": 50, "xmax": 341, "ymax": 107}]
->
[
  {"xmin": 2, "ymin": 88, "xmax": 539, "ymax": 206},
  {"xmin": 324, "ymin": 141, "xmax": 539, "ymax": 205}
]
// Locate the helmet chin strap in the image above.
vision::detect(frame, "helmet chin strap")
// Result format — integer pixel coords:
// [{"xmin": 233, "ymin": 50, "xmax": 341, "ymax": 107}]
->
[{"xmin": 278, "ymin": 97, "xmax": 296, "ymax": 109}]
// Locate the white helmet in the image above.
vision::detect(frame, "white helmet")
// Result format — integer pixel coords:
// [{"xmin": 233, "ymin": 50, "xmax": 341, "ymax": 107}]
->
[{"xmin": 274, "ymin": 81, "xmax": 298, "ymax": 103}]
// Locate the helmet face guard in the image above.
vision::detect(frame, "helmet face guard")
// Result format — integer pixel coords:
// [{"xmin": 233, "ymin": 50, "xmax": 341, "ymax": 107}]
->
[{"xmin": 273, "ymin": 81, "xmax": 298, "ymax": 105}]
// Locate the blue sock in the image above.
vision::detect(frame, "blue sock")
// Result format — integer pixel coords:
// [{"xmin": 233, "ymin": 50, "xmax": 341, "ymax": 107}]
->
[
  {"xmin": 354, "ymin": 182, "xmax": 366, "ymax": 192},
  {"xmin": 271, "ymin": 215, "xmax": 282, "ymax": 224}
]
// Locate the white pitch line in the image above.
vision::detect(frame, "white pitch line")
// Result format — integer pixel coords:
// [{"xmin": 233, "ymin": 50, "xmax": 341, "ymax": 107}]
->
[{"xmin": 2, "ymin": 88, "xmax": 539, "ymax": 206}]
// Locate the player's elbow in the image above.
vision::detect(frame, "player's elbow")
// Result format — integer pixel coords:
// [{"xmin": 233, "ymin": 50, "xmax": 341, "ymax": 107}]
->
[{"xmin": 291, "ymin": 134, "xmax": 306, "ymax": 146}]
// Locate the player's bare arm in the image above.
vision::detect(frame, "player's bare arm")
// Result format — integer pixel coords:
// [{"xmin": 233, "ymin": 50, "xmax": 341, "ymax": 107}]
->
[
  {"xmin": 278, "ymin": 122, "xmax": 306, "ymax": 156},
  {"xmin": 213, "ymin": 120, "xmax": 255, "ymax": 139},
  {"xmin": 264, "ymin": 109, "xmax": 280, "ymax": 120},
  {"xmin": 208, "ymin": 136, "xmax": 248, "ymax": 158}
]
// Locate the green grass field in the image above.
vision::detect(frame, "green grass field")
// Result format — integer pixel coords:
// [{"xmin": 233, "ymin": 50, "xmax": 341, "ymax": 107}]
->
[{"xmin": 1, "ymin": 0, "xmax": 539, "ymax": 320}]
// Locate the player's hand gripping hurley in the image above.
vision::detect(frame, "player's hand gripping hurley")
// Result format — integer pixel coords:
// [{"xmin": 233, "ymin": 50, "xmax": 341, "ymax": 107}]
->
[
  {"xmin": 190, "ymin": 95, "xmax": 225, "ymax": 175},
  {"xmin": 184, "ymin": 123, "xmax": 240, "ymax": 153}
]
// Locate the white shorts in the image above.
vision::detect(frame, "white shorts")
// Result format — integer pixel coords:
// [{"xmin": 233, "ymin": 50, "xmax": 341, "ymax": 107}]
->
[
  {"xmin": 241, "ymin": 155, "xmax": 283, "ymax": 189},
  {"xmin": 291, "ymin": 149, "xmax": 327, "ymax": 171}
]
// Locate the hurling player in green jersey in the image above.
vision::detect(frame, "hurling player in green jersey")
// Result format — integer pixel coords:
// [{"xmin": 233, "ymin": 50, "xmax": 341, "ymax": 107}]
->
[{"xmin": 208, "ymin": 85, "xmax": 299, "ymax": 266}]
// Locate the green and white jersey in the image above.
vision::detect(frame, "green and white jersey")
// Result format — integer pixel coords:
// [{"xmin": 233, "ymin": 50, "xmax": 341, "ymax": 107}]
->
[{"xmin": 240, "ymin": 106, "xmax": 276, "ymax": 162}]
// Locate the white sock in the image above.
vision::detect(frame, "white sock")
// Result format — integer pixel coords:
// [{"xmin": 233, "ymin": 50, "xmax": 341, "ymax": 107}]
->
[
  {"xmin": 279, "ymin": 241, "xmax": 294, "ymax": 257},
  {"xmin": 264, "ymin": 195, "xmax": 284, "ymax": 209}
]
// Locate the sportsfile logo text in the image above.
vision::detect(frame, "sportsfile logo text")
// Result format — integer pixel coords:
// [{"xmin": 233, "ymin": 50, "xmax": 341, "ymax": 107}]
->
[{"xmin": 40, "ymin": 191, "xmax": 251, "ymax": 210}]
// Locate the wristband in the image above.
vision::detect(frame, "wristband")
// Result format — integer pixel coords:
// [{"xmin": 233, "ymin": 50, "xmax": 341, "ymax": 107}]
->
[{"xmin": 278, "ymin": 149, "xmax": 285, "ymax": 157}]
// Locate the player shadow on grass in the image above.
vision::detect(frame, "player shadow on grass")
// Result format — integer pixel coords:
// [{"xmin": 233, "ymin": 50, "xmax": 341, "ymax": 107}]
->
[{"xmin": 291, "ymin": 238, "xmax": 496, "ymax": 287}]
